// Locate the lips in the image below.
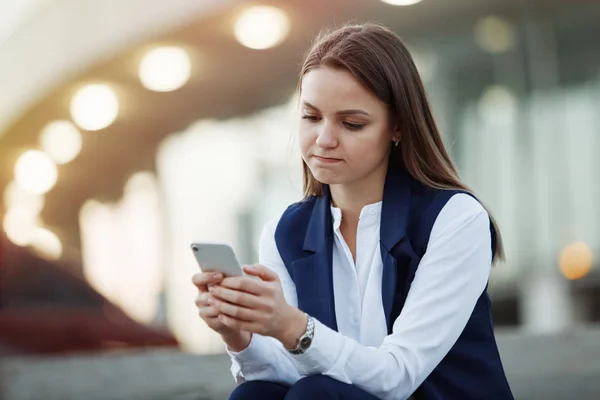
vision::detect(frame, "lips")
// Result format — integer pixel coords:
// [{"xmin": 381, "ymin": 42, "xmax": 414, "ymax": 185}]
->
[{"xmin": 313, "ymin": 155, "xmax": 342, "ymax": 162}]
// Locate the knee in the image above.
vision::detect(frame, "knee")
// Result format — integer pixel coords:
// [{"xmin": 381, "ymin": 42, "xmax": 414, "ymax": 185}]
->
[
  {"xmin": 285, "ymin": 375, "xmax": 335, "ymax": 400},
  {"xmin": 229, "ymin": 380, "xmax": 287, "ymax": 400}
]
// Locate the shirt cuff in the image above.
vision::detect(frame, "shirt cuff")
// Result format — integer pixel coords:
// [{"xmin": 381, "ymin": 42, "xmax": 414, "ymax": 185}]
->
[
  {"xmin": 227, "ymin": 333, "xmax": 272, "ymax": 367},
  {"xmin": 291, "ymin": 318, "xmax": 349, "ymax": 380}
]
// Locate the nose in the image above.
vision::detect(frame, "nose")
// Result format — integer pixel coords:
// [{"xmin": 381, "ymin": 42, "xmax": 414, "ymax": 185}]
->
[{"xmin": 315, "ymin": 120, "xmax": 338, "ymax": 149}]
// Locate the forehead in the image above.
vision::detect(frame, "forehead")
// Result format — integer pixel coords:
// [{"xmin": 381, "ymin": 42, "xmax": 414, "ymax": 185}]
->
[{"xmin": 300, "ymin": 67, "xmax": 385, "ymax": 113}]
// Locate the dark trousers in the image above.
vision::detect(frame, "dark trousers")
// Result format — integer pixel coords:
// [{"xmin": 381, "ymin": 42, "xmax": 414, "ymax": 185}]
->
[{"xmin": 229, "ymin": 375, "xmax": 380, "ymax": 400}]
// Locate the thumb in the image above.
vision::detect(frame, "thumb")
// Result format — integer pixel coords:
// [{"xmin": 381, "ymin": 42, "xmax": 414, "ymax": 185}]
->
[{"xmin": 243, "ymin": 264, "xmax": 278, "ymax": 282}]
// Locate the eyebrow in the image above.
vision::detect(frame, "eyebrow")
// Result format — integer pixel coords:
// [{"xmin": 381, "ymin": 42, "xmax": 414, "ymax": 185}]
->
[{"xmin": 302, "ymin": 101, "xmax": 371, "ymax": 117}]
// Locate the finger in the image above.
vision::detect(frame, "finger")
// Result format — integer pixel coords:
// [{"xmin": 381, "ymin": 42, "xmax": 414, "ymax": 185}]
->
[
  {"xmin": 212, "ymin": 297, "xmax": 262, "ymax": 321},
  {"xmin": 202, "ymin": 316, "xmax": 226, "ymax": 331},
  {"xmin": 243, "ymin": 264, "xmax": 279, "ymax": 282},
  {"xmin": 209, "ymin": 286, "xmax": 269, "ymax": 311},
  {"xmin": 198, "ymin": 306, "xmax": 219, "ymax": 319},
  {"xmin": 218, "ymin": 314, "xmax": 263, "ymax": 334},
  {"xmin": 220, "ymin": 276, "xmax": 268, "ymax": 295},
  {"xmin": 194, "ymin": 292, "xmax": 211, "ymax": 308},
  {"xmin": 192, "ymin": 272, "xmax": 223, "ymax": 289}
]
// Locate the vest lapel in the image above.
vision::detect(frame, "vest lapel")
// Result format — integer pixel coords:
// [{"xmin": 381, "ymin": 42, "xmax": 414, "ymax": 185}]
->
[
  {"xmin": 290, "ymin": 169, "xmax": 412, "ymax": 333},
  {"xmin": 291, "ymin": 187, "xmax": 338, "ymax": 331},
  {"xmin": 380, "ymin": 167, "xmax": 412, "ymax": 331}
]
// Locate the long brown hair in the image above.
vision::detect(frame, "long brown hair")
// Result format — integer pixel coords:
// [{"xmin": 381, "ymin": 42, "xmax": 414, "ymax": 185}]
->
[{"xmin": 298, "ymin": 23, "xmax": 504, "ymax": 262}]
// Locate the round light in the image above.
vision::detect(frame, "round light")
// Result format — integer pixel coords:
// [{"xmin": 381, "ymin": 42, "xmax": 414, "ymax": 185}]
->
[
  {"xmin": 30, "ymin": 227, "xmax": 63, "ymax": 260},
  {"xmin": 559, "ymin": 242, "xmax": 593, "ymax": 280},
  {"xmin": 475, "ymin": 16, "xmax": 516, "ymax": 54},
  {"xmin": 14, "ymin": 150, "xmax": 58, "ymax": 195},
  {"xmin": 70, "ymin": 84, "xmax": 119, "ymax": 131},
  {"xmin": 380, "ymin": 0, "xmax": 423, "ymax": 5},
  {"xmin": 139, "ymin": 47, "xmax": 192, "ymax": 92},
  {"xmin": 3, "ymin": 207, "xmax": 38, "ymax": 246},
  {"xmin": 40, "ymin": 120, "xmax": 82, "ymax": 164},
  {"xmin": 3, "ymin": 181, "xmax": 45, "ymax": 214},
  {"xmin": 234, "ymin": 6, "xmax": 290, "ymax": 50},
  {"xmin": 478, "ymin": 85, "xmax": 518, "ymax": 126}
]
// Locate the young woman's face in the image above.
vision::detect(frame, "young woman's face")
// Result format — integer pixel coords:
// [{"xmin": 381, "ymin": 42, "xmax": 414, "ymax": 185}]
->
[{"xmin": 299, "ymin": 67, "xmax": 394, "ymax": 188}]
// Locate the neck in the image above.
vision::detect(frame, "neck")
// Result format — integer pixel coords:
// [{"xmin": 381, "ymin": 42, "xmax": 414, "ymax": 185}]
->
[{"xmin": 329, "ymin": 162, "xmax": 388, "ymax": 220}]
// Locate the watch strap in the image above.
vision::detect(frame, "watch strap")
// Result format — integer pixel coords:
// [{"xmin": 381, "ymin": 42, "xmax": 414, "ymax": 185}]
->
[{"xmin": 288, "ymin": 314, "xmax": 314, "ymax": 355}]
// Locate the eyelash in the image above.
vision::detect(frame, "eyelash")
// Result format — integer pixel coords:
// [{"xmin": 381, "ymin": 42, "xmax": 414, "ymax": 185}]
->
[{"xmin": 301, "ymin": 115, "xmax": 366, "ymax": 131}]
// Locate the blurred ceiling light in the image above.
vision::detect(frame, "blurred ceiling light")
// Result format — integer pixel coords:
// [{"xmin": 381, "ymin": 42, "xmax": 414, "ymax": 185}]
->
[
  {"xmin": 475, "ymin": 16, "xmax": 516, "ymax": 54},
  {"xmin": 3, "ymin": 207, "xmax": 38, "ymax": 246},
  {"xmin": 70, "ymin": 84, "xmax": 119, "ymax": 131},
  {"xmin": 381, "ymin": 0, "xmax": 423, "ymax": 5},
  {"xmin": 40, "ymin": 120, "xmax": 82, "ymax": 164},
  {"xmin": 3, "ymin": 181, "xmax": 44, "ymax": 214},
  {"xmin": 234, "ymin": 6, "xmax": 290, "ymax": 50},
  {"xmin": 559, "ymin": 242, "xmax": 593, "ymax": 280},
  {"xmin": 139, "ymin": 46, "xmax": 192, "ymax": 92},
  {"xmin": 14, "ymin": 150, "xmax": 58, "ymax": 195},
  {"xmin": 30, "ymin": 226, "xmax": 63, "ymax": 260},
  {"xmin": 478, "ymin": 85, "xmax": 518, "ymax": 126}
]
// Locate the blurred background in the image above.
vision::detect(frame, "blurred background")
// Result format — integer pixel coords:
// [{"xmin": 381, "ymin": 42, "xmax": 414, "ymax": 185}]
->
[{"xmin": 1, "ymin": 0, "xmax": 599, "ymax": 399}]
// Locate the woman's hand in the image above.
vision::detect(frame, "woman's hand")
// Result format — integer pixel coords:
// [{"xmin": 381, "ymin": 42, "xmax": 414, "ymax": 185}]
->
[
  {"xmin": 191, "ymin": 271, "xmax": 251, "ymax": 351},
  {"xmin": 208, "ymin": 264, "xmax": 308, "ymax": 349}
]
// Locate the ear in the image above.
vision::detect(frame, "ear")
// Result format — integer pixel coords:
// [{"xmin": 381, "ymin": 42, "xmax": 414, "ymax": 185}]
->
[
  {"xmin": 391, "ymin": 128, "xmax": 401, "ymax": 147},
  {"xmin": 391, "ymin": 123, "xmax": 401, "ymax": 142}
]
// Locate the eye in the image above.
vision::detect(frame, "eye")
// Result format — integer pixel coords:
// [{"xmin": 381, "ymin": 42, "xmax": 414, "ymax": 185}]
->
[
  {"xmin": 301, "ymin": 114, "xmax": 320, "ymax": 122},
  {"xmin": 343, "ymin": 121, "xmax": 366, "ymax": 131}
]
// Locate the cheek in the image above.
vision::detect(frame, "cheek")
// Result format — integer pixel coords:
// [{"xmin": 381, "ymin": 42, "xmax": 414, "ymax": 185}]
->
[
  {"xmin": 345, "ymin": 130, "xmax": 390, "ymax": 161},
  {"xmin": 297, "ymin": 126, "xmax": 315, "ymax": 155}
]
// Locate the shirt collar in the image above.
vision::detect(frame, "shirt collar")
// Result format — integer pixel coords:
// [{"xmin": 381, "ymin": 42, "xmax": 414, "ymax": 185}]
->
[{"xmin": 330, "ymin": 201, "xmax": 383, "ymax": 227}]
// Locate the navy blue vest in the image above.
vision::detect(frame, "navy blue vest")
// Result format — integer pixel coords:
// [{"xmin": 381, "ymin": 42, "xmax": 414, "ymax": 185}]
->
[{"xmin": 274, "ymin": 167, "xmax": 514, "ymax": 399}]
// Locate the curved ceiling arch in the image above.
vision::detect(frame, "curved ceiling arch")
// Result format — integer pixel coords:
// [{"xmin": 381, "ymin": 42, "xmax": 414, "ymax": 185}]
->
[{"xmin": 0, "ymin": 0, "xmax": 240, "ymax": 136}]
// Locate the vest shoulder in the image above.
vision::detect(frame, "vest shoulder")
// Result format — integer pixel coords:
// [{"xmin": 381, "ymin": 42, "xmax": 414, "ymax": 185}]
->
[
  {"xmin": 281, "ymin": 196, "xmax": 318, "ymax": 218},
  {"xmin": 275, "ymin": 197, "xmax": 318, "ymax": 234},
  {"xmin": 408, "ymin": 180, "xmax": 489, "ymax": 255},
  {"xmin": 409, "ymin": 180, "xmax": 470, "ymax": 215},
  {"xmin": 410, "ymin": 178, "xmax": 469, "ymax": 200}
]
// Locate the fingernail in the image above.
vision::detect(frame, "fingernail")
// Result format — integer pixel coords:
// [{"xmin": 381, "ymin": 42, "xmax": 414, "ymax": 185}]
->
[
  {"xmin": 213, "ymin": 273, "xmax": 222, "ymax": 280},
  {"xmin": 207, "ymin": 297, "xmax": 213, "ymax": 304},
  {"xmin": 208, "ymin": 286, "xmax": 215, "ymax": 292}
]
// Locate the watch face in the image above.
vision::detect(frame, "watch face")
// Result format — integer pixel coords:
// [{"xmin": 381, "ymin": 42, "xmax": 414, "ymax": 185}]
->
[{"xmin": 300, "ymin": 337, "xmax": 312, "ymax": 348}]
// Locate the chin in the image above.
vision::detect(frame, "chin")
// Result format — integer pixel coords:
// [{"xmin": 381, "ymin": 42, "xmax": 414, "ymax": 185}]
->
[{"xmin": 310, "ymin": 168, "xmax": 345, "ymax": 185}]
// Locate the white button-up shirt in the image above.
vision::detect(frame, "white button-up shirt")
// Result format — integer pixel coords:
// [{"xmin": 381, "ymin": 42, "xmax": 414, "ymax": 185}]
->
[{"xmin": 227, "ymin": 193, "xmax": 492, "ymax": 400}]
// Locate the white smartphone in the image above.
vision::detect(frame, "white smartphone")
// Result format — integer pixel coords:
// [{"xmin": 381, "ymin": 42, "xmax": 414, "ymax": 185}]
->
[{"xmin": 190, "ymin": 241, "xmax": 245, "ymax": 277}]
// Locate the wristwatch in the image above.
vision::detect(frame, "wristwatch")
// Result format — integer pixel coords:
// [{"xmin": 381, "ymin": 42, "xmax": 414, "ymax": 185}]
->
[{"xmin": 287, "ymin": 314, "xmax": 315, "ymax": 355}]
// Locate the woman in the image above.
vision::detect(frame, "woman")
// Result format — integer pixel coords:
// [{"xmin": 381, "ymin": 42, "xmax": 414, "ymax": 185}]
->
[{"xmin": 192, "ymin": 23, "xmax": 514, "ymax": 400}]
